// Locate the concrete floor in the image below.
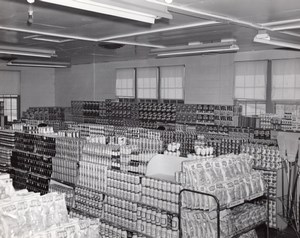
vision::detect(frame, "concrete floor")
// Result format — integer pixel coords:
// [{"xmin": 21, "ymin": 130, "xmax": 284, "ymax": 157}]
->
[{"xmin": 257, "ymin": 226, "xmax": 299, "ymax": 238}]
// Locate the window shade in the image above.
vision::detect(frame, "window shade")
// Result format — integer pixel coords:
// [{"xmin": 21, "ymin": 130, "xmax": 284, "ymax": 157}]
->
[
  {"xmin": 272, "ymin": 59, "xmax": 300, "ymax": 100},
  {"xmin": 116, "ymin": 68, "xmax": 135, "ymax": 98},
  {"xmin": 0, "ymin": 71, "xmax": 20, "ymax": 94},
  {"xmin": 160, "ymin": 65, "xmax": 184, "ymax": 100},
  {"xmin": 137, "ymin": 67, "xmax": 158, "ymax": 99},
  {"xmin": 234, "ymin": 61, "xmax": 267, "ymax": 100}
]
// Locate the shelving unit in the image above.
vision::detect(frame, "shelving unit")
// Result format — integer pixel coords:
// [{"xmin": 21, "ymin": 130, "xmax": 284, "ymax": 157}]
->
[
  {"xmin": 0, "ymin": 129, "xmax": 15, "ymax": 173},
  {"xmin": 6, "ymin": 118, "xmax": 292, "ymax": 237},
  {"xmin": 179, "ymin": 188, "xmax": 269, "ymax": 238},
  {"xmin": 242, "ymin": 143, "xmax": 288, "ymax": 230},
  {"xmin": 70, "ymin": 100, "xmax": 243, "ymax": 129},
  {"xmin": 10, "ymin": 132, "xmax": 55, "ymax": 194}
]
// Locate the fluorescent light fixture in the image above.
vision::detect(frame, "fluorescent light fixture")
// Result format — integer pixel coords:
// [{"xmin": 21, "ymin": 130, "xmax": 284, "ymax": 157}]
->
[
  {"xmin": 7, "ymin": 60, "xmax": 70, "ymax": 68},
  {"xmin": 0, "ymin": 45, "xmax": 56, "ymax": 58},
  {"xmin": 151, "ymin": 40, "xmax": 239, "ymax": 57},
  {"xmin": 32, "ymin": 37, "xmax": 74, "ymax": 43},
  {"xmin": 261, "ymin": 18, "xmax": 300, "ymax": 27},
  {"xmin": 254, "ymin": 32, "xmax": 300, "ymax": 50},
  {"xmin": 39, "ymin": 0, "xmax": 172, "ymax": 24},
  {"xmin": 0, "ymin": 50, "xmax": 54, "ymax": 58},
  {"xmin": 104, "ymin": 40, "xmax": 165, "ymax": 48},
  {"xmin": 271, "ymin": 24, "xmax": 300, "ymax": 31}
]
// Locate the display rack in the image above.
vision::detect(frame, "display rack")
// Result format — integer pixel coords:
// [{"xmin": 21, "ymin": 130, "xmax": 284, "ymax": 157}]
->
[
  {"xmin": 179, "ymin": 188, "xmax": 270, "ymax": 238},
  {"xmin": 9, "ymin": 118, "xmax": 297, "ymax": 237},
  {"xmin": 70, "ymin": 100, "xmax": 242, "ymax": 129},
  {"xmin": 242, "ymin": 142, "xmax": 288, "ymax": 230}
]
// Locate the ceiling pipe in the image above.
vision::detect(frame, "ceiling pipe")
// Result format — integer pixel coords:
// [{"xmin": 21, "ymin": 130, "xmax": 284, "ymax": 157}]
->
[
  {"xmin": 261, "ymin": 18, "xmax": 300, "ymax": 27},
  {"xmin": 271, "ymin": 24, "xmax": 300, "ymax": 31},
  {"xmin": 104, "ymin": 40, "xmax": 165, "ymax": 48},
  {"xmin": 96, "ymin": 21, "xmax": 220, "ymax": 41},
  {"xmin": 0, "ymin": 26, "xmax": 96, "ymax": 42},
  {"xmin": 282, "ymin": 31, "xmax": 300, "ymax": 38}
]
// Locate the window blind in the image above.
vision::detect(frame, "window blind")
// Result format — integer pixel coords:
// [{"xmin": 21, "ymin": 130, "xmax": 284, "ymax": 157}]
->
[
  {"xmin": 137, "ymin": 67, "xmax": 158, "ymax": 99},
  {"xmin": 272, "ymin": 59, "xmax": 300, "ymax": 100},
  {"xmin": 116, "ymin": 68, "xmax": 135, "ymax": 98},
  {"xmin": 160, "ymin": 65, "xmax": 184, "ymax": 100},
  {"xmin": 234, "ymin": 61, "xmax": 267, "ymax": 100}
]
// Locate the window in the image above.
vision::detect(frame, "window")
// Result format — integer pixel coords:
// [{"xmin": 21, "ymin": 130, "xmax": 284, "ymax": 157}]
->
[
  {"xmin": 137, "ymin": 67, "xmax": 158, "ymax": 99},
  {"xmin": 0, "ymin": 95, "xmax": 19, "ymax": 122},
  {"xmin": 275, "ymin": 103, "xmax": 300, "ymax": 117},
  {"xmin": 0, "ymin": 71, "xmax": 20, "ymax": 122},
  {"xmin": 234, "ymin": 61, "xmax": 267, "ymax": 116},
  {"xmin": 272, "ymin": 59, "xmax": 300, "ymax": 100},
  {"xmin": 235, "ymin": 61, "xmax": 267, "ymax": 100},
  {"xmin": 115, "ymin": 66, "xmax": 185, "ymax": 102},
  {"xmin": 116, "ymin": 68, "xmax": 135, "ymax": 98},
  {"xmin": 238, "ymin": 101, "xmax": 266, "ymax": 116},
  {"xmin": 160, "ymin": 66, "xmax": 184, "ymax": 100}
]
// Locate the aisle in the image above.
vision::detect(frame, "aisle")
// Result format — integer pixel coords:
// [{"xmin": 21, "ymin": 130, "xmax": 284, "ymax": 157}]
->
[{"xmin": 257, "ymin": 226, "xmax": 298, "ymax": 238}]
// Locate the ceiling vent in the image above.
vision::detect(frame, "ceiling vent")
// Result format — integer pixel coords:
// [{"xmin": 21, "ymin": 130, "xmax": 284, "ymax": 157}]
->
[{"xmin": 98, "ymin": 42, "xmax": 125, "ymax": 50}]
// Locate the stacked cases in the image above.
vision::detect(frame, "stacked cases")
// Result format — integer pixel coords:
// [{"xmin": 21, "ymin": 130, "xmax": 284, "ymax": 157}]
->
[
  {"xmin": 0, "ymin": 129, "xmax": 15, "ymax": 172},
  {"xmin": 10, "ymin": 132, "xmax": 55, "ymax": 194}
]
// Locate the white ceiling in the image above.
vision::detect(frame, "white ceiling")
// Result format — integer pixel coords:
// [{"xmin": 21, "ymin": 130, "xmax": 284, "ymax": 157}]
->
[{"xmin": 0, "ymin": 0, "xmax": 300, "ymax": 65}]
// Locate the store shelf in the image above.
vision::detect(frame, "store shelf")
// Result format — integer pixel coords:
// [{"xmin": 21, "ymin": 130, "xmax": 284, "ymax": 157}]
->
[
  {"xmin": 100, "ymin": 218, "xmax": 152, "ymax": 238},
  {"xmin": 253, "ymin": 166, "xmax": 278, "ymax": 172},
  {"xmin": 29, "ymin": 171, "xmax": 50, "ymax": 180},
  {"xmin": 76, "ymin": 184, "xmax": 106, "ymax": 194},
  {"xmin": 138, "ymin": 201, "xmax": 179, "ymax": 215},
  {"xmin": 51, "ymin": 178, "xmax": 76, "ymax": 188},
  {"xmin": 71, "ymin": 207, "xmax": 100, "ymax": 219},
  {"xmin": 229, "ymin": 220, "xmax": 267, "ymax": 238}
]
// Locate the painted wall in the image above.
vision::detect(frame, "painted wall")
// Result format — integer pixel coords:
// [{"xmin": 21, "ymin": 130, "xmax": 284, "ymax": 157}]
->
[
  {"xmin": 55, "ymin": 49, "xmax": 300, "ymax": 108},
  {"xmin": 0, "ymin": 66, "xmax": 56, "ymax": 114},
  {"xmin": 20, "ymin": 68, "xmax": 55, "ymax": 113},
  {"xmin": 55, "ymin": 53, "xmax": 235, "ymax": 107}
]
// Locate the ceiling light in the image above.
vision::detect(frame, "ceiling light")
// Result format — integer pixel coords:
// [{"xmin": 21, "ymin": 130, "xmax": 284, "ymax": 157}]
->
[
  {"xmin": 32, "ymin": 37, "xmax": 73, "ymax": 43},
  {"xmin": 151, "ymin": 40, "xmax": 239, "ymax": 57},
  {"xmin": 261, "ymin": 18, "xmax": 300, "ymax": 27},
  {"xmin": 0, "ymin": 45, "xmax": 56, "ymax": 58},
  {"xmin": 104, "ymin": 40, "xmax": 165, "ymax": 48},
  {"xmin": 7, "ymin": 60, "xmax": 70, "ymax": 68},
  {"xmin": 254, "ymin": 32, "xmax": 300, "ymax": 50},
  {"xmin": 0, "ymin": 50, "xmax": 54, "ymax": 58},
  {"xmin": 39, "ymin": 0, "xmax": 172, "ymax": 24}
]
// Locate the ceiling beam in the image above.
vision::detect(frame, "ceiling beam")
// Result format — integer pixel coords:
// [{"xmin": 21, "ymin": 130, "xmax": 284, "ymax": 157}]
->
[
  {"xmin": 261, "ymin": 19, "xmax": 300, "ymax": 27},
  {"xmin": 104, "ymin": 40, "xmax": 165, "ymax": 48},
  {"xmin": 96, "ymin": 21, "xmax": 220, "ymax": 41},
  {"xmin": 147, "ymin": 0, "xmax": 300, "ymax": 40},
  {"xmin": 0, "ymin": 20, "xmax": 220, "ymax": 47},
  {"xmin": 0, "ymin": 26, "xmax": 96, "ymax": 42},
  {"xmin": 147, "ymin": 0, "xmax": 265, "ymax": 30}
]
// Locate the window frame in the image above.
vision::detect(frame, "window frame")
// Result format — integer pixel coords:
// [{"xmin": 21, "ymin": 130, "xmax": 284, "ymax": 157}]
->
[
  {"xmin": 271, "ymin": 58, "xmax": 300, "ymax": 101},
  {"xmin": 115, "ymin": 65, "xmax": 185, "ymax": 103},
  {"xmin": 0, "ymin": 94, "xmax": 20, "ymax": 122},
  {"xmin": 234, "ymin": 60, "xmax": 270, "ymax": 116},
  {"xmin": 115, "ymin": 68, "xmax": 136, "ymax": 99},
  {"xmin": 136, "ymin": 67, "xmax": 159, "ymax": 100},
  {"xmin": 160, "ymin": 65, "xmax": 185, "ymax": 100}
]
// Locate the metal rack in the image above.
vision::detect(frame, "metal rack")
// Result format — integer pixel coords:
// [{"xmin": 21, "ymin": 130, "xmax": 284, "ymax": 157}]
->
[{"xmin": 179, "ymin": 188, "xmax": 270, "ymax": 238}]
